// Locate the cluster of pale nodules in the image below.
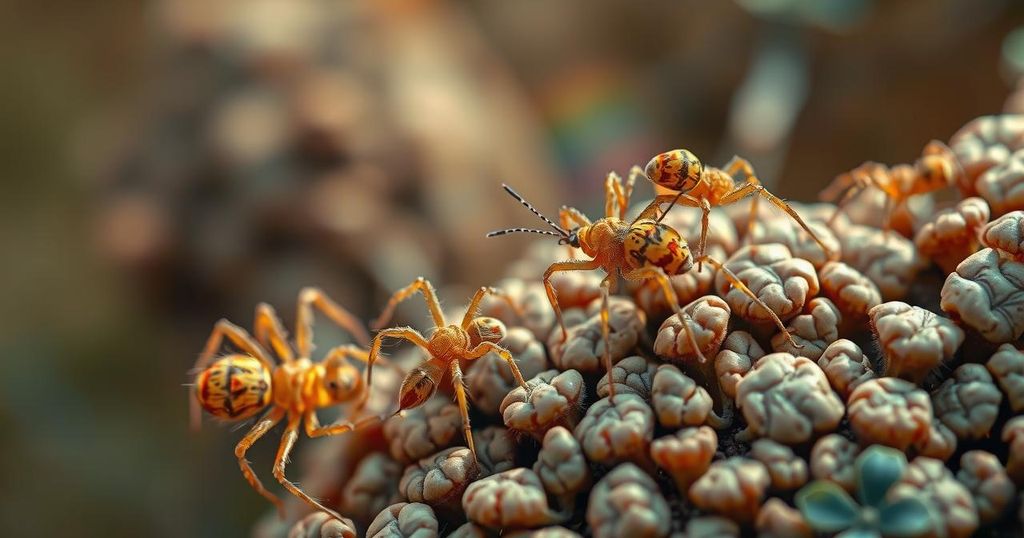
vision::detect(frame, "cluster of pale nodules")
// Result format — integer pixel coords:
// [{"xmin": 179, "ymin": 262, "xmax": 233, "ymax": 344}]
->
[{"xmin": 267, "ymin": 115, "xmax": 1024, "ymax": 538}]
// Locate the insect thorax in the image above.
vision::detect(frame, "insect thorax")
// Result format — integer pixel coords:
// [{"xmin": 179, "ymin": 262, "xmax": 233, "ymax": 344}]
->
[{"xmin": 195, "ymin": 355, "xmax": 272, "ymax": 421}]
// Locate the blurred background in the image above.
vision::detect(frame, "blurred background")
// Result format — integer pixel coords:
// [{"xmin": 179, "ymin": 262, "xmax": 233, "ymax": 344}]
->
[{"xmin": 2, "ymin": 0, "xmax": 1023, "ymax": 536}]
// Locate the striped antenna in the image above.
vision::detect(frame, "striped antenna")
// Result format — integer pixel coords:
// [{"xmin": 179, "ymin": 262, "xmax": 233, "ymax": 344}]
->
[
  {"xmin": 500, "ymin": 184, "xmax": 569, "ymax": 237},
  {"xmin": 486, "ymin": 227, "xmax": 563, "ymax": 238}
]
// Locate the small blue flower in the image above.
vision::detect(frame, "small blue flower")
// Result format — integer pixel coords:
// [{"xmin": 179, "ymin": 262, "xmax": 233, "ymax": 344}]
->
[{"xmin": 796, "ymin": 445, "xmax": 933, "ymax": 538}]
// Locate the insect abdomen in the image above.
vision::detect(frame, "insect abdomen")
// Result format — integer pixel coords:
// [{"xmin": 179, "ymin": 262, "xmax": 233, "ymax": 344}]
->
[
  {"xmin": 623, "ymin": 221, "xmax": 692, "ymax": 276},
  {"xmin": 195, "ymin": 355, "xmax": 272, "ymax": 421},
  {"xmin": 645, "ymin": 149, "xmax": 703, "ymax": 191}
]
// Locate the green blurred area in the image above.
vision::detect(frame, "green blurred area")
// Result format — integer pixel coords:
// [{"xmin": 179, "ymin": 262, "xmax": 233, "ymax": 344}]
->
[{"xmin": 0, "ymin": 1, "xmax": 1021, "ymax": 536}]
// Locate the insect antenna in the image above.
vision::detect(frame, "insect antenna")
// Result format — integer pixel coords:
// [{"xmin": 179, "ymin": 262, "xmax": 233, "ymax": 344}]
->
[
  {"xmin": 495, "ymin": 184, "xmax": 570, "ymax": 237},
  {"xmin": 485, "ymin": 227, "xmax": 564, "ymax": 238}
]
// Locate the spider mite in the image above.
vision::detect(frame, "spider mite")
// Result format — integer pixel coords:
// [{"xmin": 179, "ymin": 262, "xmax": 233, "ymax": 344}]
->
[
  {"xmin": 820, "ymin": 140, "xmax": 963, "ymax": 230},
  {"xmin": 487, "ymin": 177, "xmax": 800, "ymax": 398},
  {"xmin": 644, "ymin": 149, "xmax": 837, "ymax": 266},
  {"xmin": 365, "ymin": 277, "xmax": 528, "ymax": 461},
  {"xmin": 191, "ymin": 287, "xmax": 386, "ymax": 520}
]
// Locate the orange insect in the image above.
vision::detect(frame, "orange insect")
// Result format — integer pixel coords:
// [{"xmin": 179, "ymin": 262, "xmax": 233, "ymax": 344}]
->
[
  {"xmin": 190, "ymin": 287, "xmax": 384, "ymax": 520},
  {"xmin": 487, "ymin": 176, "xmax": 799, "ymax": 395},
  {"xmin": 644, "ymin": 149, "xmax": 837, "ymax": 265},
  {"xmin": 820, "ymin": 140, "xmax": 963, "ymax": 229},
  {"xmin": 365, "ymin": 277, "xmax": 528, "ymax": 461}
]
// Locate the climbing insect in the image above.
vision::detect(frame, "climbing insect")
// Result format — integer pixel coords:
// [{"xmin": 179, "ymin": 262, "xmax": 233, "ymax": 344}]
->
[
  {"xmin": 644, "ymin": 149, "xmax": 837, "ymax": 265},
  {"xmin": 487, "ymin": 175, "xmax": 801, "ymax": 397},
  {"xmin": 365, "ymin": 277, "xmax": 528, "ymax": 462},
  {"xmin": 190, "ymin": 288, "xmax": 385, "ymax": 521},
  {"xmin": 819, "ymin": 140, "xmax": 963, "ymax": 230}
]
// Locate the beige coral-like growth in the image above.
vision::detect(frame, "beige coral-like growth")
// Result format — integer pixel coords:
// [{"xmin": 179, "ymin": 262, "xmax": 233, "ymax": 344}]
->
[
  {"xmin": 654, "ymin": 295, "xmax": 731, "ymax": 363},
  {"xmin": 735, "ymin": 353, "xmax": 844, "ymax": 444},
  {"xmin": 889, "ymin": 457, "xmax": 979, "ymax": 538},
  {"xmin": 810, "ymin": 434, "xmax": 860, "ymax": 492},
  {"xmin": 474, "ymin": 426, "xmax": 517, "ymax": 476},
  {"xmin": 914, "ymin": 197, "xmax": 991, "ymax": 273},
  {"xmin": 913, "ymin": 419, "xmax": 958, "ymax": 462},
  {"xmin": 650, "ymin": 364, "xmax": 719, "ymax": 429},
  {"xmin": 770, "ymin": 297, "xmax": 841, "ymax": 360},
  {"xmin": 573, "ymin": 393, "xmax": 654, "ymax": 466},
  {"xmin": 749, "ymin": 439, "xmax": 808, "ymax": 491},
  {"xmin": 987, "ymin": 343, "xmax": 1024, "ymax": 411},
  {"xmin": 956, "ymin": 451, "xmax": 1015, "ymax": 524},
  {"xmin": 940, "ymin": 248, "xmax": 1024, "ymax": 343},
  {"xmin": 288, "ymin": 512, "xmax": 357, "ymax": 538},
  {"xmin": 870, "ymin": 301, "xmax": 964, "ymax": 383},
  {"xmin": 501, "ymin": 369, "xmax": 584, "ymax": 439},
  {"xmin": 548, "ymin": 297, "xmax": 645, "ymax": 372},
  {"xmin": 384, "ymin": 396, "xmax": 462, "ymax": 464},
  {"xmin": 447, "ymin": 522, "xmax": 489, "ymax": 538},
  {"xmin": 340, "ymin": 452, "xmax": 402, "ymax": 526},
  {"xmin": 547, "ymin": 269, "xmax": 605, "ymax": 310},
  {"xmin": 398, "ymin": 447, "xmax": 479, "ymax": 509},
  {"xmin": 596, "ymin": 355, "xmax": 658, "ymax": 399},
  {"xmin": 980, "ymin": 210, "xmax": 1024, "ymax": 260},
  {"xmin": 754, "ymin": 498, "xmax": 812, "ymax": 538},
  {"xmin": 839, "ymin": 224, "xmax": 924, "ymax": 300},
  {"xmin": 587, "ymin": 463, "xmax": 671, "ymax": 538},
  {"xmin": 949, "ymin": 114, "xmax": 1024, "ymax": 195},
  {"xmin": 689, "ymin": 457, "xmax": 770, "ymax": 522},
  {"xmin": 748, "ymin": 217, "xmax": 841, "ymax": 269},
  {"xmin": 930, "ymin": 364, "xmax": 1002, "ymax": 440},
  {"xmin": 977, "ymin": 147, "xmax": 1024, "ymax": 216},
  {"xmin": 1002, "ymin": 417, "xmax": 1024, "ymax": 486},
  {"xmin": 817, "ymin": 261, "xmax": 882, "ymax": 319},
  {"xmin": 715, "ymin": 244, "xmax": 819, "ymax": 323},
  {"xmin": 650, "ymin": 426, "xmax": 717, "ymax": 493},
  {"xmin": 815, "ymin": 339, "xmax": 875, "ymax": 399},
  {"xmin": 847, "ymin": 377, "xmax": 933, "ymax": 451},
  {"xmin": 462, "ymin": 468, "xmax": 563, "ymax": 530},
  {"xmin": 715, "ymin": 331, "xmax": 764, "ymax": 400},
  {"xmin": 466, "ymin": 327, "xmax": 548, "ymax": 417},
  {"xmin": 366, "ymin": 503, "xmax": 438, "ymax": 538},
  {"xmin": 505, "ymin": 527, "xmax": 582, "ymax": 538},
  {"xmin": 533, "ymin": 426, "xmax": 590, "ymax": 508},
  {"xmin": 479, "ymin": 278, "xmax": 557, "ymax": 341}
]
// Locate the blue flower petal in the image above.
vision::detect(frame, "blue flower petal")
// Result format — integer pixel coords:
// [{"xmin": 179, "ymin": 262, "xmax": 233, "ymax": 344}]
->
[
  {"xmin": 878, "ymin": 498, "xmax": 934, "ymax": 537},
  {"xmin": 856, "ymin": 446, "xmax": 907, "ymax": 507},
  {"xmin": 796, "ymin": 481, "xmax": 861, "ymax": 532}
]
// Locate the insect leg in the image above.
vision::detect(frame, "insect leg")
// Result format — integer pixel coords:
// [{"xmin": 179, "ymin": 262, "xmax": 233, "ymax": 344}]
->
[
  {"xmin": 234, "ymin": 407, "xmax": 286, "ymax": 517},
  {"xmin": 466, "ymin": 341, "xmax": 528, "ymax": 388},
  {"xmin": 370, "ymin": 277, "xmax": 445, "ymax": 331},
  {"xmin": 254, "ymin": 303, "xmax": 295, "ymax": 363},
  {"xmin": 542, "ymin": 259, "xmax": 602, "ymax": 342},
  {"xmin": 622, "ymin": 266, "xmax": 705, "ymax": 363},
  {"xmin": 296, "ymin": 287, "xmax": 371, "ymax": 357},
  {"xmin": 719, "ymin": 180, "xmax": 838, "ymax": 261},
  {"xmin": 273, "ymin": 415, "xmax": 345, "ymax": 520},
  {"xmin": 366, "ymin": 327, "xmax": 430, "ymax": 395},
  {"xmin": 462, "ymin": 286, "xmax": 521, "ymax": 329},
  {"xmin": 305, "ymin": 410, "xmax": 382, "ymax": 438},
  {"xmin": 450, "ymin": 361, "xmax": 477, "ymax": 462},
  {"xmin": 695, "ymin": 255, "xmax": 801, "ymax": 348},
  {"xmin": 599, "ymin": 275, "xmax": 615, "ymax": 398}
]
